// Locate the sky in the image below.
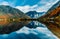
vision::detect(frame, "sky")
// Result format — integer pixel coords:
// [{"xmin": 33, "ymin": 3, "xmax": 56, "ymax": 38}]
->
[
  {"xmin": 0, "ymin": 0, "xmax": 59, "ymax": 39},
  {"xmin": 0, "ymin": 0, "xmax": 59, "ymax": 13}
]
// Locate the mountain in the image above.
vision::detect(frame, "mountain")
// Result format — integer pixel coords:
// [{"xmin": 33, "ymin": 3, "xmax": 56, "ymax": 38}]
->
[
  {"xmin": 41, "ymin": 1, "xmax": 60, "ymax": 18},
  {"xmin": 38, "ymin": 1, "xmax": 60, "ymax": 38},
  {"xmin": 0, "ymin": 5, "xmax": 30, "ymax": 34},
  {"xmin": 25, "ymin": 11, "xmax": 45, "ymax": 28},
  {"xmin": 26, "ymin": 11, "xmax": 45, "ymax": 18},
  {"xmin": 0, "ymin": 5, "xmax": 30, "ymax": 18},
  {"xmin": 47, "ymin": 1, "xmax": 60, "ymax": 13}
]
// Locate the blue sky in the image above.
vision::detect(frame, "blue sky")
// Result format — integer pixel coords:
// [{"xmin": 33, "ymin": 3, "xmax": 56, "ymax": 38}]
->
[
  {"xmin": 0, "ymin": 0, "xmax": 59, "ymax": 13},
  {"xmin": 0, "ymin": 0, "xmax": 59, "ymax": 39},
  {"xmin": 0, "ymin": 0, "xmax": 42, "ymax": 6}
]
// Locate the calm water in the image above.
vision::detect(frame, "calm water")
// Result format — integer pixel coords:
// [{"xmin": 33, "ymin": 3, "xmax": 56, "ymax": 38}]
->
[{"xmin": 0, "ymin": 21, "xmax": 58, "ymax": 39}]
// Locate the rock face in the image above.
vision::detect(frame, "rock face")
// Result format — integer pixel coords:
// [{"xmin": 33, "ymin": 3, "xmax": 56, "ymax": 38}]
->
[
  {"xmin": 38, "ymin": 1, "xmax": 60, "ymax": 38},
  {"xmin": 0, "ymin": 5, "xmax": 30, "ymax": 34}
]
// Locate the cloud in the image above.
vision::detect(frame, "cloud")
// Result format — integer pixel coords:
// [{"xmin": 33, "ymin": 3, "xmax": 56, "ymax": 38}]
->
[
  {"xmin": 0, "ymin": 1, "xmax": 16, "ymax": 7},
  {"xmin": 15, "ymin": 4, "xmax": 49, "ymax": 13},
  {"xmin": 0, "ymin": 1, "xmax": 9, "ymax": 5},
  {"xmin": 15, "ymin": 0, "xmax": 59, "ymax": 13},
  {"xmin": 16, "ymin": 5, "xmax": 38, "ymax": 13}
]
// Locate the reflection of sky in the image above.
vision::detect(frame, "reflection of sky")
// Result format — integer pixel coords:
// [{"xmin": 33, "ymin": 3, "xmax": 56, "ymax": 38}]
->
[
  {"xmin": 0, "ymin": 27, "xmax": 58, "ymax": 39},
  {"xmin": 0, "ymin": 21, "xmax": 58, "ymax": 39},
  {"xmin": 0, "ymin": 0, "xmax": 59, "ymax": 39}
]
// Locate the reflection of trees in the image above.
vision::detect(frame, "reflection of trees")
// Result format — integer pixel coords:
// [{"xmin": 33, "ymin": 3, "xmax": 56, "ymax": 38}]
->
[{"xmin": 38, "ymin": 1, "xmax": 60, "ymax": 38}]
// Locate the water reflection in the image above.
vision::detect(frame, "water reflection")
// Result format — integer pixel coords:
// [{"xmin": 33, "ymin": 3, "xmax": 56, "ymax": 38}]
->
[{"xmin": 26, "ymin": 21, "xmax": 46, "ymax": 28}]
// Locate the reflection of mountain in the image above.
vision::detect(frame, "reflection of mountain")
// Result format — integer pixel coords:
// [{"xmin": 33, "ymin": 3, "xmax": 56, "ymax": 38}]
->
[
  {"xmin": 0, "ymin": 5, "xmax": 30, "ymax": 34},
  {"xmin": 0, "ymin": 1, "xmax": 59, "ymax": 39},
  {"xmin": 25, "ymin": 11, "xmax": 45, "ymax": 28},
  {"xmin": 26, "ymin": 21, "xmax": 46, "ymax": 28},
  {"xmin": 38, "ymin": 1, "xmax": 60, "ymax": 38}
]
